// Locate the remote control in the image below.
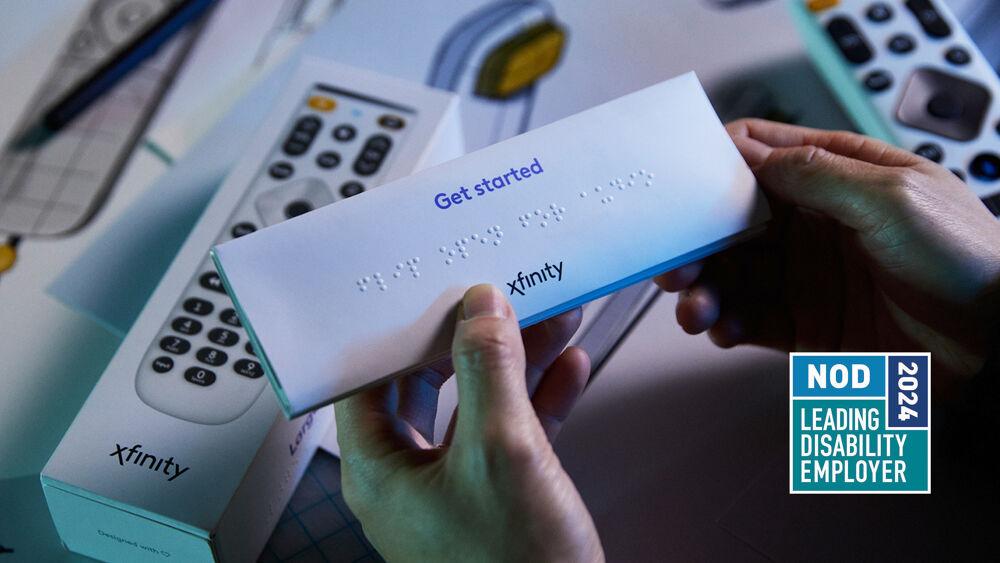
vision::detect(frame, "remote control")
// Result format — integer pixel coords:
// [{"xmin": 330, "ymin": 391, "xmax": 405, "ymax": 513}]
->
[
  {"xmin": 135, "ymin": 59, "xmax": 458, "ymax": 424},
  {"xmin": 214, "ymin": 72, "xmax": 770, "ymax": 417},
  {"xmin": 789, "ymin": 0, "xmax": 1000, "ymax": 213}
]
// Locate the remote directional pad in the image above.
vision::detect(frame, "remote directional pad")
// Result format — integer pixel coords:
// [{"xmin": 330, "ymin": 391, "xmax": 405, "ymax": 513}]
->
[{"xmin": 895, "ymin": 69, "xmax": 991, "ymax": 142}]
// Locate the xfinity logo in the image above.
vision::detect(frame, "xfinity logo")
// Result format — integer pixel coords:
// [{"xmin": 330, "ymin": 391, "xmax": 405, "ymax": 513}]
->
[
  {"xmin": 507, "ymin": 261, "xmax": 563, "ymax": 296},
  {"xmin": 110, "ymin": 443, "xmax": 189, "ymax": 482}
]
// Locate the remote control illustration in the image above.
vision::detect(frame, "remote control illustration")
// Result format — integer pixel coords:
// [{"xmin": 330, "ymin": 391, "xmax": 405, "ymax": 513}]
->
[
  {"xmin": 135, "ymin": 80, "xmax": 419, "ymax": 425},
  {"xmin": 790, "ymin": 0, "xmax": 1000, "ymax": 214},
  {"xmin": 0, "ymin": 0, "xmax": 205, "ymax": 278}
]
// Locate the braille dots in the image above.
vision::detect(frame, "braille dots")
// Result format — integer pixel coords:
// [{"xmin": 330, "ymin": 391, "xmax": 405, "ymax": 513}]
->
[{"xmin": 405, "ymin": 257, "xmax": 421, "ymax": 278}]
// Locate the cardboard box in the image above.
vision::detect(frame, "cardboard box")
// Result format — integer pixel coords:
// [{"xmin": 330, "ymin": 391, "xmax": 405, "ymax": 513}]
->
[{"xmin": 41, "ymin": 58, "xmax": 462, "ymax": 562}]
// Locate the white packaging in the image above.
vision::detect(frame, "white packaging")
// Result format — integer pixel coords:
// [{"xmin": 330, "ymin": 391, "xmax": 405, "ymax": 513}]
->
[
  {"xmin": 41, "ymin": 58, "xmax": 462, "ymax": 562},
  {"xmin": 213, "ymin": 72, "xmax": 771, "ymax": 418}
]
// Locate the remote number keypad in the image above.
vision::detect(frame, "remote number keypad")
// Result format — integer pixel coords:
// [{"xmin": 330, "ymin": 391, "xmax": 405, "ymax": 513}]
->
[{"xmin": 142, "ymin": 85, "xmax": 413, "ymax": 409}]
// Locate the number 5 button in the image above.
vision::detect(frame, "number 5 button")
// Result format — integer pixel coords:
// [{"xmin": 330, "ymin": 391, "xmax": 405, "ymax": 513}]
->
[{"xmin": 208, "ymin": 328, "xmax": 239, "ymax": 347}]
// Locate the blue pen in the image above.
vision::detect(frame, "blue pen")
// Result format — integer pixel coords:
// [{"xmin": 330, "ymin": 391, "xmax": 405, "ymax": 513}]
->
[{"xmin": 13, "ymin": 0, "xmax": 217, "ymax": 149}]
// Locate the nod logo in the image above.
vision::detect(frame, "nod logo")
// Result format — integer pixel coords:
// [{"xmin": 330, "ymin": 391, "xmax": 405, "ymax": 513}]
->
[{"xmin": 789, "ymin": 353, "xmax": 931, "ymax": 494}]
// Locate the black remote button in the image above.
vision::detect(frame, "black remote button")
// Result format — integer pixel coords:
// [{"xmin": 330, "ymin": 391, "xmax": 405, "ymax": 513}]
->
[
  {"xmin": 152, "ymin": 356, "xmax": 174, "ymax": 373},
  {"xmin": 340, "ymin": 181, "xmax": 365, "ymax": 198},
  {"xmin": 926, "ymin": 92, "xmax": 963, "ymax": 120},
  {"xmin": 863, "ymin": 70, "xmax": 893, "ymax": 92},
  {"xmin": 353, "ymin": 158, "xmax": 381, "ymax": 176},
  {"xmin": 826, "ymin": 17, "xmax": 873, "ymax": 65},
  {"xmin": 316, "ymin": 151, "xmax": 341, "ymax": 169},
  {"xmin": 295, "ymin": 116, "xmax": 322, "ymax": 133},
  {"xmin": 220, "ymin": 308, "xmax": 242, "ymax": 327},
  {"xmin": 905, "ymin": 0, "xmax": 951, "ymax": 38},
  {"xmin": 944, "ymin": 46, "xmax": 970, "ymax": 66},
  {"xmin": 969, "ymin": 153, "xmax": 1000, "ymax": 182},
  {"xmin": 183, "ymin": 297, "xmax": 214, "ymax": 316},
  {"xmin": 208, "ymin": 328, "xmax": 239, "ymax": 347},
  {"xmin": 234, "ymin": 359, "xmax": 263, "ymax": 379},
  {"xmin": 269, "ymin": 161, "xmax": 294, "ymax": 180},
  {"xmin": 378, "ymin": 114, "xmax": 406, "ymax": 130},
  {"xmin": 171, "ymin": 316, "xmax": 202, "ymax": 335},
  {"xmin": 289, "ymin": 131, "xmax": 312, "ymax": 144},
  {"xmin": 199, "ymin": 272, "xmax": 226, "ymax": 294},
  {"xmin": 887, "ymin": 34, "xmax": 915, "ymax": 54},
  {"xmin": 160, "ymin": 336, "xmax": 191, "ymax": 355},
  {"xmin": 333, "ymin": 124, "xmax": 356, "ymax": 142},
  {"xmin": 914, "ymin": 143, "xmax": 944, "ymax": 163},
  {"xmin": 284, "ymin": 200, "xmax": 313, "ymax": 218},
  {"xmin": 184, "ymin": 367, "xmax": 216, "ymax": 387},
  {"xmin": 361, "ymin": 148, "xmax": 383, "ymax": 161},
  {"xmin": 365, "ymin": 134, "xmax": 391, "ymax": 152},
  {"xmin": 283, "ymin": 140, "xmax": 309, "ymax": 157},
  {"xmin": 231, "ymin": 222, "xmax": 257, "ymax": 238},
  {"xmin": 983, "ymin": 193, "xmax": 1000, "ymax": 217},
  {"xmin": 196, "ymin": 346, "xmax": 228, "ymax": 367},
  {"xmin": 245, "ymin": 342, "xmax": 257, "ymax": 356},
  {"xmin": 353, "ymin": 135, "xmax": 392, "ymax": 176},
  {"xmin": 866, "ymin": 3, "xmax": 893, "ymax": 23},
  {"xmin": 951, "ymin": 168, "xmax": 966, "ymax": 182}
]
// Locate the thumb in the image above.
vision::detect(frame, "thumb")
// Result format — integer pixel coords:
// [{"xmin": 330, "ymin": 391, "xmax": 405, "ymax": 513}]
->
[
  {"xmin": 450, "ymin": 284, "xmax": 536, "ymax": 446},
  {"xmin": 754, "ymin": 144, "xmax": 900, "ymax": 233}
]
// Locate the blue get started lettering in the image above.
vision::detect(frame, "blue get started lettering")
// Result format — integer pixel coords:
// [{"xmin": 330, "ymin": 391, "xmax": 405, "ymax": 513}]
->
[{"xmin": 434, "ymin": 157, "xmax": 544, "ymax": 210}]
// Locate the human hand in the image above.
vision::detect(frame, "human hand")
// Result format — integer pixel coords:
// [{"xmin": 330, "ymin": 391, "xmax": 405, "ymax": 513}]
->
[
  {"xmin": 657, "ymin": 119, "xmax": 1000, "ymax": 383},
  {"xmin": 336, "ymin": 285, "xmax": 603, "ymax": 562}
]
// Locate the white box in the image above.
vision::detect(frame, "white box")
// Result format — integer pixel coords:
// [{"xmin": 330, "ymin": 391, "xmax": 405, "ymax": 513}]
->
[
  {"xmin": 213, "ymin": 72, "xmax": 771, "ymax": 418},
  {"xmin": 41, "ymin": 59, "xmax": 461, "ymax": 562}
]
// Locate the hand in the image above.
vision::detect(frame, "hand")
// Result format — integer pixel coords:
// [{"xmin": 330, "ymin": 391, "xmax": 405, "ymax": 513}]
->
[
  {"xmin": 336, "ymin": 285, "xmax": 603, "ymax": 562},
  {"xmin": 657, "ymin": 119, "xmax": 1000, "ymax": 383}
]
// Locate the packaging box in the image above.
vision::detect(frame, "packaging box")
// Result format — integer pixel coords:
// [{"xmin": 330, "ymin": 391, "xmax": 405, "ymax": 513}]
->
[
  {"xmin": 213, "ymin": 72, "xmax": 770, "ymax": 418},
  {"xmin": 41, "ymin": 58, "xmax": 462, "ymax": 562}
]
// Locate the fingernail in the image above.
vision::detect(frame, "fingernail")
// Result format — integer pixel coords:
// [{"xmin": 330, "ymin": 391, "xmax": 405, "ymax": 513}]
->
[{"xmin": 463, "ymin": 284, "xmax": 507, "ymax": 319}]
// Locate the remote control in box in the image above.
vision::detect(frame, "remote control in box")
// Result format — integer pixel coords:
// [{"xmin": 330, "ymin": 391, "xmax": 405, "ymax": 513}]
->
[{"xmin": 133, "ymin": 59, "xmax": 459, "ymax": 424}]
